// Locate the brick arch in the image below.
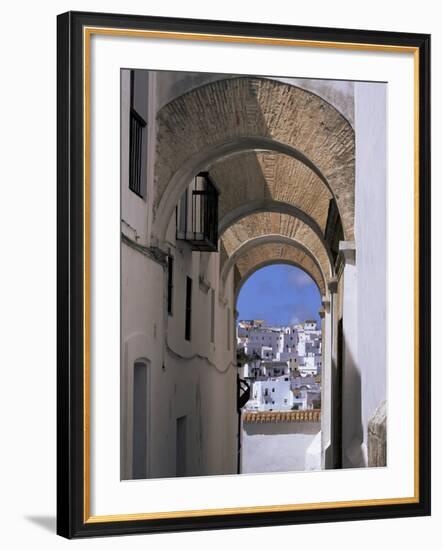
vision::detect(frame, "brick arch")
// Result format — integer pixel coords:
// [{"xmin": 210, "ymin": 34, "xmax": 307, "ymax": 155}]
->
[
  {"xmin": 154, "ymin": 77, "xmax": 354, "ymax": 243},
  {"xmin": 213, "ymin": 151, "xmax": 332, "ymax": 234},
  {"xmin": 218, "ymin": 200, "xmax": 330, "ymax": 269},
  {"xmin": 220, "ymin": 212, "xmax": 333, "ymax": 283},
  {"xmin": 233, "ymin": 243, "xmax": 326, "ymax": 298},
  {"xmin": 222, "ymin": 234, "xmax": 327, "ymax": 293}
]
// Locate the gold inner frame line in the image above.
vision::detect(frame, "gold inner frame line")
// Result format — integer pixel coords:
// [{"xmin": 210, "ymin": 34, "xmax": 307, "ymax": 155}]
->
[{"xmin": 82, "ymin": 26, "xmax": 420, "ymax": 524}]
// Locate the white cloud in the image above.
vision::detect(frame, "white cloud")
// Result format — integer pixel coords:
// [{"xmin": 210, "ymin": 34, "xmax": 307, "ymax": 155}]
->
[{"xmin": 287, "ymin": 269, "xmax": 313, "ymax": 288}]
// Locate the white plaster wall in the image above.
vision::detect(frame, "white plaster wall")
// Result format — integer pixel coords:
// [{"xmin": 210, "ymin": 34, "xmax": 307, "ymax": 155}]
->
[
  {"xmin": 120, "ymin": 70, "xmax": 238, "ymax": 480},
  {"xmin": 121, "ymin": 213, "xmax": 239, "ymax": 477},
  {"xmin": 354, "ymin": 82, "xmax": 387, "ymax": 460},
  {"xmin": 120, "ymin": 243, "xmax": 166, "ymax": 478},
  {"xmin": 241, "ymin": 421, "xmax": 321, "ymax": 473},
  {"xmin": 305, "ymin": 431, "xmax": 323, "ymax": 471},
  {"xmin": 121, "ymin": 237, "xmax": 238, "ymax": 478}
]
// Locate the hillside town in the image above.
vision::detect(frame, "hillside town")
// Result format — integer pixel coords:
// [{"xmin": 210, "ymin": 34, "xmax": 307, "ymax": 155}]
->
[{"xmin": 237, "ymin": 320, "xmax": 322, "ymax": 412}]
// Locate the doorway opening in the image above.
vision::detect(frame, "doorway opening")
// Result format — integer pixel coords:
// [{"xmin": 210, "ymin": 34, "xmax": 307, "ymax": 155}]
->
[{"xmin": 132, "ymin": 360, "xmax": 151, "ymax": 479}]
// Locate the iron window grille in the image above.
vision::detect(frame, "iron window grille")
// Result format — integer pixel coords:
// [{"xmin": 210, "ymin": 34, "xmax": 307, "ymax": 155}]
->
[
  {"xmin": 185, "ymin": 276, "xmax": 192, "ymax": 341},
  {"xmin": 167, "ymin": 254, "xmax": 174, "ymax": 315},
  {"xmin": 129, "ymin": 108, "xmax": 147, "ymax": 197},
  {"xmin": 324, "ymin": 198, "xmax": 344, "ymax": 269},
  {"xmin": 176, "ymin": 172, "xmax": 219, "ymax": 251},
  {"xmin": 128, "ymin": 70, "xmax": 147, "ymax": 198}
]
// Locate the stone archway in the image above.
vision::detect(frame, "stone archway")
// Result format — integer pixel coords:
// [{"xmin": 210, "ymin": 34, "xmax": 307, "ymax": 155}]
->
[
  {"xmin": 214, "ymin": 152, "xmax": 332, "ymax": 235},
  {"xmin": 153, "ymin": 77, "xmax": 354, "ymax": 245},
  {"xmin": 221, "ymin": 234, "xmax": 327, "ymax": 295},
  {"xmin": 231, "ymin": 241, "xmax": 327, "ymax": 298},
  {"xmin": 234, "ymin": 259, "xmax": 324, "ymax": 304},
  {"xmin": 218, "ymin": 199, "xmax": 326, "ymax": 243},
  {"xmin": 220, "ymin": 211, "xmax": 333, "ymax": 284},
  {"xmin": 150, "ymin": 75, "xmax": 355, "ymax": 476}
]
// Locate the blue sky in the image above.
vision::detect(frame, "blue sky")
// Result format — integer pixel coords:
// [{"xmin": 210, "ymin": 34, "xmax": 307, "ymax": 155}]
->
[{"xmin": 236, "ymin": 264, "xmax": 321, "ymax": 326}]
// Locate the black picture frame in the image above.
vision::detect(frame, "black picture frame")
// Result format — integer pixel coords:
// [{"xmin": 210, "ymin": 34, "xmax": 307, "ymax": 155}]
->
[{"xmin": 57, "ymin": 10, "xmax": 431, "ymax": 539}]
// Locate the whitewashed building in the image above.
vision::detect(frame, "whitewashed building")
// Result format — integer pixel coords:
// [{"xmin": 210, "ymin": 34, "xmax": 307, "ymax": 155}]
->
[
  {"xmin": 237, "ymin": 320, "xmax": 322, "ymax": 377},
  {"xmin": 248, "ymin": 378, "xmax": 294, "ymax": 411}
]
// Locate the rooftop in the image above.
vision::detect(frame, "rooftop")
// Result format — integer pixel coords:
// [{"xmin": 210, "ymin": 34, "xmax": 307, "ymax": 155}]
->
[{"xmin": 242, "ymin": 410, "xmax": 321, "ymax": 424}]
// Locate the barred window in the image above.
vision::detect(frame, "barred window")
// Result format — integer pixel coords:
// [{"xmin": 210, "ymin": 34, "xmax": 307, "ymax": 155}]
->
[
  {"xmin": 129, "ymin": 70, "xmax": 147, "ymax": 198},
  {"xmin": 185, "ymin": 276, "xmax": 192, "ymax": 341},
  {"xmin": 167, "ymin": 254, "xmax": 174, "ymax": 315}
]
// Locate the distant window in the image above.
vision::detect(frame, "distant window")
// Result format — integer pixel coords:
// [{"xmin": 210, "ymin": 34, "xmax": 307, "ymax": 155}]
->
[
  {"xmin": 129, "ymin": 71, "xmax": 147, "ymax": 198},
  {"xmin": 167, "ymin": 254, "xmax": 174, "ymax": 315},
  {"xmin": 185, "ymin": 277, "xmax": 192, "ymax": 341},
  {"xmin": 210, "ymin": 289, "xmax": 215, "ymax": 343}
]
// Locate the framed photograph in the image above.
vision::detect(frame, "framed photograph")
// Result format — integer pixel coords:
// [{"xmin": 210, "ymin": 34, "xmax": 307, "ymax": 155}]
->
[{"xmin": 57, "ymin": 11, "xmax": 431, "ymax": 538}]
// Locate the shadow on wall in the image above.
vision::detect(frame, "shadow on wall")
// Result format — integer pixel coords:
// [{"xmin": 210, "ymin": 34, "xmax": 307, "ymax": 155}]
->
[
  {"xmin": 25, "ymin": 516, "xmax": 56, "ymax": 533},
  {"xmin": 339, "ymin": 341, "xmax": 364, "ymax": 469},
  {"xmin": 339, "ymin": 336, "xmax": 386, "ymax": 469}
]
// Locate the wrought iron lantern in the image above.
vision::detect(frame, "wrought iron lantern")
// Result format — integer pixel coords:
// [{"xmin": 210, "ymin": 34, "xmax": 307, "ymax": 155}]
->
[{"xmin": 176, "ymin": 172, "xmax": 219, "ymax": 251}]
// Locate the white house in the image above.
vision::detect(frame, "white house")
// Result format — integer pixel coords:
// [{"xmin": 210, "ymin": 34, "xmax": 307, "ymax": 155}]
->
[{"xmin": 248, "ymin": 377, "xmax": 294, "ymax": 411}]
